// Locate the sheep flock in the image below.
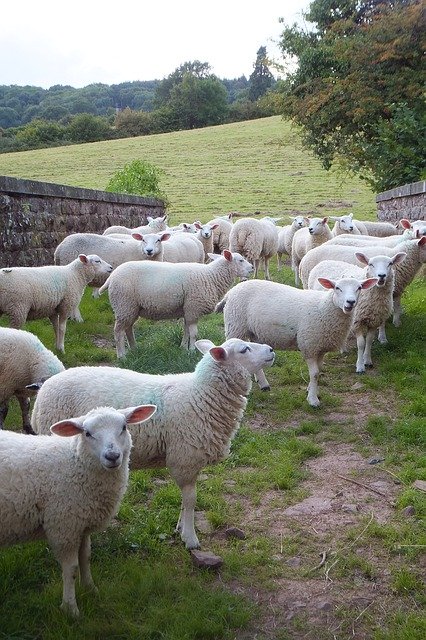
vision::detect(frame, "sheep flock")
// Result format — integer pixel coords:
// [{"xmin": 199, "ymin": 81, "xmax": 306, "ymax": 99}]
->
[{"xmin": 0, "ymin": 207, "xmax": 424, "ymax": 616}]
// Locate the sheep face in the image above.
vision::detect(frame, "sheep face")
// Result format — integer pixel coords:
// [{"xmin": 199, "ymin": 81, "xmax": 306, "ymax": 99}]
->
[
  {"xmin": 181, "ymin": 223, "xmax": 198, "ymax": 233},
  {"xmin": 332, "ymin": 214, "xmax": 354, "ymax": 233},
  {"xmin": 317, "ymin": 277, "xmax": 378, "ymax": 314},
  {"xmin": 132, "ymin": 232, "xmax": 170, "ymax": 257},
  {"xmin": 227, "ymin": 251, "xmax": 254, "ymax": 278},
  {"xmin": 355, "ymin": 253, "xmax": 406, "ymax": 287},
  {"xmin": 195, "ymin": 222, "xmax": 219, "ymax": 238},
  {"xmin": 291, "ymin": 216, "xmax": 306, "ymax": 229},
  {"xmin": 50, "ymin": 405, "xmax": 156, "ymax": 469},
  {"xmin": 80, "ymin": 254, "xmax": 113, "ymax": 275},
  {"xmin": 195, "ymin": 338, "xmax": 275, "ymax": 374},
  {"xmin": 308, "ymin": 217, "xmax": 329, "ymax": 235}
]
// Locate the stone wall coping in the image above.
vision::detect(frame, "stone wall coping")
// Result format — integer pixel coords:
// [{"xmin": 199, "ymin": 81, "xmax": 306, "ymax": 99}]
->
[
  {"xmin": 0, "ymin": 174, "xmax": 163, "ymax": 207},
  {"xmin": 376, "ymin": 180, "xmax": 426, "ymax": 203}
]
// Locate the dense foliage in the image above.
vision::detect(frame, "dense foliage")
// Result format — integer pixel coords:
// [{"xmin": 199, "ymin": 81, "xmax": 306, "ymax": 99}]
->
[
  {"xmin": 105, "ymin": 159, "xmax": 169, "ymax": 205},
  {"xmin": 278, "ymin": 0, "xmax": 425, "ymax": 191}
]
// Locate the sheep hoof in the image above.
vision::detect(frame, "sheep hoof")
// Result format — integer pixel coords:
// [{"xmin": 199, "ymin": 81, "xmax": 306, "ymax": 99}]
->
[
  {"xmin": 364, "ymin": 363, "xmax": 373, "ymax": 368},
  {"xmin": 260, "ymin": 385, "xmax": 271, "ymax": 392},
  {"xmin": 356, "ymin": 369, "xmax": 365, "ymax": 375},
  {"xmin": 378, "ymin": 337, "xmax": 387, "ymax": 345},
  {"xmin": 60, "ymin": 601, "xmax": 79, "ymax": 618}
]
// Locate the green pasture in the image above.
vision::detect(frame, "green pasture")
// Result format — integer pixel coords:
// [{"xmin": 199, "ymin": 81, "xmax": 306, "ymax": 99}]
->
[{"xmin": 0, "ymin": 117, "xmax": 425, "ymax": 639}]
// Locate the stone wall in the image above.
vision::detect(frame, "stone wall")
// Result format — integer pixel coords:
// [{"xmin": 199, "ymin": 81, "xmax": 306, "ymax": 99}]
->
[
  {"xmin": 0, "ymin": 175, "xmax": 165, "ymax": 267},
  {"xmin": 376, "ymin": 180, "xmax": 425, "ymax": 224}
]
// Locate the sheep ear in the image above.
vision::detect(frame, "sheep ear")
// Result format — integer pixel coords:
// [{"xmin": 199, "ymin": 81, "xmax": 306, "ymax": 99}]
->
[
  {"xmin": 322, "ymin": 217, "xmax": 329, "ymax": 224},
  {"xmin": 329, "ymin": 216, "xmax": 338, "ymax": 221},
  {"xmin": 160, "ymin": 233, "xmax": 171, "ymax": 241},
  {"xmin": 303, "ymin": 217, "xmax": 310, "ymax": 224},
  {"xmin": 194, "ymin": 222, "xmax": 202, "ymax": 229},
  {"xmin": 195, "ymin": 339, "xmax": 216, "ymax": 354},
  {"xmin": 361, "ymin": 278, "xmax": 378, "ymax": 289},
  {"xmin": 78, "ymin": 254, "xmax": 88, "ymax": 263},
  {"xmin": 121, "ymin": 405, "xmax": 157, "ymax": 424},
  {"xmin": 355, "ymin": 252, "xmax": 369, "ymax": 266},
  {"xmin": 50, "ymin": 419, "xmax": 84, "ymax": 437},
  {"xmin": 418, "ymin": 235, "xmax": 426, "ymax": 245},
  {"xmin": 210, "ymin": 223, "xmax": 219, "ymax": 230},
  {"xmin": 223, "ymin": 250, "xmax": 232, "ymax": 261},
  {"xmin": 132, "ymin": 233, "xmax": 143, "ymax": 241},
  {"xmin": 399, "ymin": 218, "xmax": 411, "ymax": 229},
  {"xmin": 390, "ymin": 252, "xmax": 406, "ymax": 266},
  {"xmin": 207, "ymin": 253, "xmax": 221, "ymax": 261},
  {"xmin": 147, "ymin": 216, "xmax": 153, "ymax": 223},
  {"xmin": 209, "ymin": 346, "xmax": 228, "ymax": 362},
  {"xmin": 317, "ymin": 277, "xmax": 336, "ymax": 290}
]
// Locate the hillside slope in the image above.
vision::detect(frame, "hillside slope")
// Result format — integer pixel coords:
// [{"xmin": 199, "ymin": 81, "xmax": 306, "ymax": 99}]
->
[{"xmin": 0, "ymin": 116, "xmax": 376, "ymax": 222}]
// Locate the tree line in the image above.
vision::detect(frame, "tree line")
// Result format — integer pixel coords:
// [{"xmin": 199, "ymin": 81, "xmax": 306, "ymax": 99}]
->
[{"xmin": 0, "ymin": 49, "xmax": 280, "ymax": 154}]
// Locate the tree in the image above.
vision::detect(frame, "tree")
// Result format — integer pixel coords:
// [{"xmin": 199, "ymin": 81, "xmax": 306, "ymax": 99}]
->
[
  {"xmin": 278, "ymin": 0, "xmax": 425, "ymax": 191},
  {"xmin": 105, "ymin": 159, "xmax": 169, "ymax": 205},
  {"xmin": 248, "ymin": 46, "xmax": 275, "ymax": 101},
  {"xmin": 66, "ymin": 113, "xmax": 112, "ymax": 143}
]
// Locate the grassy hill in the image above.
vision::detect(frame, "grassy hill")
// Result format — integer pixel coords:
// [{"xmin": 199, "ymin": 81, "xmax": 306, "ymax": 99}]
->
[{"xmin": 0, "ymin": 116, "xmax": 377, "ymax": 223}]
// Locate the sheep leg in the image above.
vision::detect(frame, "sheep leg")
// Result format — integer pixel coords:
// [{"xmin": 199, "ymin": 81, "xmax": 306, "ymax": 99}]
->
[
  {"xmin": 0, "ymin": 400, "xmax": 8, "ymax": 429},
  {"xmin": 125, "ymin": 325, "xmax": 136, "ymax": 350},
  {"xmin": 355, "ymin": 333, "xmax": 366, "ymax": 373},
  {"xmin": 277, "ymin": 253, "xmax": 282, "ymax": 271},
  {"xmin": 378, "ymin": 323, "xmax": 388, "ymax": 344},
  {"xmin": 393, "ymin": 296, "xmax": 402, "ymax": 327},
  {"xmin": 114, "ymin": 320, "xmax": 129, "ymax": 358},
  {"xmin": 55, "ymin": 313, "xmax": 68, "ymax": 353},
  {"xmin": 181, "ymin": 321, "xmax": 198, "ymax": 351},
  {"xmin": 58, "ymin": 551, "xmax": 80, "ymax": 617},
  {"xmin": 253, "ymin": 259, "xmax": 260, "ymax": 278},
  {"xmin": 69, "ymin": 307, "xmax": 84, "ymax": 322},
  {"xmin": 172, "ymin": 481, "xmax": 200, "ymax": 549},
  {"xmin": 15, "ymin": 392, "xmax": 36, "ymax": 435},
  {"xmin": 306, "ymin": 356, "xmax": 322, "ymax": 407},
  {"xmin": 264, "ymin": 258, "xmax": 271, "ymax": 281},
  {"xmin": 255, "ymin": 368, "xmax": 270, "ymax": 391},
  {"xmin": 78, "ymin": 533, "xmax": 97, "ymax": 591},
  {"xmin": 363, "ymin": 330, "xmax": 375, "ymax": 368},
  {"xmin": 292, "ymin": 261, "xmax": 300, "ymax": 287},
  {"xmin": 91, "ymin": 287, "xmax": 100, "ymax": 299}
]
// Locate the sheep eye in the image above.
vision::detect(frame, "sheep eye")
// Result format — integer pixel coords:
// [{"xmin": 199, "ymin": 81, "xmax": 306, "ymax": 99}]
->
[
  {"xmin": 241, "ymin": 345, "xmax": 251, "ymax": 353},
  {"xmin": 85, "ymin": 431, "xmax": 93, "ymax": 438},
  {"xmin": 335, "ymin": 286, "xmax": 341, "ymax": 292},
  {"xmin": 122, "ymin": 424, "xmax": 127, "ymax": 432}
]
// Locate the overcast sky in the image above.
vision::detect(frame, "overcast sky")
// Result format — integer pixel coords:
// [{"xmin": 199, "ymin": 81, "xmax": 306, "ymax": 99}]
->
[{"xmin": 2, "ymin": 1, "xmax": 310, "ymax": 89}]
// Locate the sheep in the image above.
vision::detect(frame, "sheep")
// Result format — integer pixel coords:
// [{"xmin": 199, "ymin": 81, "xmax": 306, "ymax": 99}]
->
[
  {"xmin": 31, "ymin": 338, "xmax": 275, "ymax": 550},
  {"xmin": 207, "ymin": 214, "xmax": 233, "ymax": 253},
  {"xmin": 194, "ymin": 222, "xmax": 219, "ymax": 261},
  {"xmin": 330, "ymin": 213, "xmax": 362, "ymax": 236},
  {"xmin": 0, "ymin": 403, "xmax": 156, "ymax": 616},
  {"xmin": 175, "ymin": 222, "xmax": 198, "ymax": 233},
  {"xmin": 98, "ymin": 250, "xmax": 253, "ymax": 357},
  {"xmin": 291, "ymin": 217, "xmax": 332, "ymax": 286},
  {"xmin": 308, "ymin": 252, "xmax": 406, "ymax": 373},
  {"xmin": 324, "ymin": 227, "xmax": 415, "ymax": 248},
  {"xmin": 410, "ymin": 219, "xmax": 426, "ymax": 236},
  {"xmin": 360, "ymin": 220, "xmax": 400, "ymax": 237},
  {"xmin": 0, "ymin": 255, "xmax": 112, "ymax": 352},
  {"xmin": 102, "ymin": 214, "xmax": 168, "ymax": 236},
  {"xmin": 298, "ymin": 237, "xmax": 426, "ymax": 342},
  {"xmin": 0, "ymin": 327, "xmax": 65, "ymax": 434},
  {"xmin": 229, "ymin": 217, "xmax": 280, "ymax": 280},
  {"xmin": 161, "ymin": 232, "xmax": 205, "ymax": 263},
  {"xmin": 216, "ymin": 276, "xmax": 377, "ymax": 407},
  {"xmin": 276, "ymin": 215, "xmax": 307, "ymax": 269}
]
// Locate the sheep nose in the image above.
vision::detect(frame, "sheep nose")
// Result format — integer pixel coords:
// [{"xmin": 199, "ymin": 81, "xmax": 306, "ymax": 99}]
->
[
  {"xmin": 346, "ymin": 299, "xmax": 356, "ymax": 307},
  {"xmin": 309, "ymin": 229, "xmax": 314, "ymax": 234},
  {"xmin": 105, "ymin": 450, "xmax": 120, "ymax": 462},
  {"xmin": 146, "ymin": 249, "xmax": 153, "ymax": 255},
  {"xmin": 349, "ymin": 226, "xmax": 354, "ymax": 231}
]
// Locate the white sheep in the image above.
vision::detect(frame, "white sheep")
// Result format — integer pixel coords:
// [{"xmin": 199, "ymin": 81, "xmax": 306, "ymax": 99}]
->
[
  {"xmin": 102, "ymin": 214, "xmax": 168, "ymax": 236},
  {"xmin": 0, "ymin": 327, "xmax": 65, "ymax": 433},
  {"xmin": 161, "ymin": 232, "xmax": 205, "ymax": 263},
  {"xmin": 229, "ymin": 217, "xmax": 280, "ymax": 280},
  {"xmin": 31, "ymin": 339, "xmax": 275, "ymax": 550},
  {"xmin": 194, "ymin": 222, "xmax": 220, "ymax": 261},
  {"xmin": 216, "ymin": 276, "xmax": 377, "ymax": 407},
  {"xmin": 308, "ymin": 252, "xmax": 406, "ymax": 372},
  {"xmin": 410, "ymin": 219, "xmax": 426, "ymax": 236},
  {"xmin": 330, "ymin": 213, "xmax": 362, "ymax": 236},
  {"xmin": 298, "ymin": 236, "xmax": 426, "ymax": 342},
  {"xmin": 98, "ymin": 249, "xmax": 253, "ymax": 356},
  {"xmin": 276, "ymin": 215, "xmax": 307, "ymax": 269},
  {"xmin": 291, "ymin": 217, "xmax": 332, "ymax": 286},
  {"xmin": 0, "ymin": 403, "xmax": 156, "ymax": 616},
  {"xmin": 207, "ymin": 214, "xmax": 233, "ymax": 253},
  {"xmin": 360, "ymin": 220, "xmax": 400, "ymax": 237},
  {"xmin": 325, "ymin": 227, "xmax": 415, "ymax": 248},
  {"xmin": 0, "ymin": 255, "xmax": 112, "ymax": 352}
]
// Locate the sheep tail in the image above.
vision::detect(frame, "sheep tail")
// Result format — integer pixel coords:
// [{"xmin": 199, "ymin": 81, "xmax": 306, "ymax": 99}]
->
[
  {"xmin": 98, "ymin": 278, "xmax": 110, "ymax": 295},
  {"xmin": 215, "ymin": 294, "xmax": 228, "ymax": 313}
]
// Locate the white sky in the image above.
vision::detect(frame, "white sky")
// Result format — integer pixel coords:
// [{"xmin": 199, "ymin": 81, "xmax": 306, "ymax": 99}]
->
[{"xmin": 1, "ymin": 1, "xmax": 310, "ymax": 88}]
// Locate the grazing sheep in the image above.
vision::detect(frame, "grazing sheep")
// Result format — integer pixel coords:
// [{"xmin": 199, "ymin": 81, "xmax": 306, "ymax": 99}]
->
[
  {"xmin": 229, "ymin": 217, "xmax": 280, "ymax": 280},
  {"xmin": 194, "ymin": 222, "xmax": 219, "ymax": 261},
  {"xmin": 0, "ymin": 404, "xmax": 156, "ymax": 617},
  {"xmin": 216, "ymin": 276, "xmax": 377, "ymax": 407},
  {"xmin": 308, "ymin": 252, "xmax": 406, "ymax": 372},
  {"xmin": 98, "ymin": 250, "xmax": 253, "ymax": 356},
  {"xmin": 0, "ymin": 327, "xmax": 65, "ymax": 434},
  {"xmin": 31, "ymin": 339, "xmax": 275, "ymax": 550},
  {"xmin": 276, "ymin": 215, "xmax": 307, "ymax": 269},
  {"xmin": 0, "ymin": 255, "xmax": 112, "ymax": 352},
  {"xmin": 291, "ymin": 217, "xmax": 332, "ymax": 286},
  {"xmin": 207, "ymin": 214, "xmax": 233, "ymax": 253},
  {"xmin": 330, "ymin": 213, "xmax": 362, "ymax": 236},
  {"xmin": 103, "ymin": 215, "xmax": 168, "ymax": 236}
]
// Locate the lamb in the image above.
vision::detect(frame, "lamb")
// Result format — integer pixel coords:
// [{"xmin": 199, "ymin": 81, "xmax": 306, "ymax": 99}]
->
[
  {"xmin": 410, "ymin": 219, "xmax": 426, "ymax": 236},
  {"xmin": 298, "ymin": 237, "xmax": 426, "ymax": 342},
  {"xmin": 215, "ymin": 276, "xmax": 377, "ymax": 407},
  {"xmin": 102, "ymin": 214, "xmax": 168, "ymax": 236},
  {"xmin": 0, "ymin": 254, "xmax": 112, "ymax": 352},
  {"xmin": 0, "ymin": 403, "xmax": 156, "ymax": 616},
  {"xmin": 276, "ymin": 215, "xmax": 307, "ymax": 269},
  {"xmin": 324, "ymin": 227, "xmax": 415, "ymax": 248},
  {"xmin": 229, "ymin": 217, "xmax": 280, "ymax": 279},
  {"xmin": 31, "ymin": 338, "xmax": 275, "ymax": 550},
  {"xmin": 194, "ymin": 222, "xmax": 219, "ymax": 261},
  {"xmin": 291, "ymin": 217, "xmax": 332, "ymax": 286},
  {"xmin": 0, "ymin": 327, "xmax": 65, "ymax": 434},
  {"xmin": 98, "ymin": 250, "xmax": 253, "ymax": 356},
  {"xmin": 330, "ymin": 213, "xmax": 362, "ymax": 236},
  {"xmin": 308, "ymin": 252, "xmax": 406, "ymax": 373},
  {"xmin": 161, "ymin": 232, "xmax": 205, "ymax": 263},
  {"xmin": 207, "ymin": 214, "xmax": 233, "ymax": 253},
  {"xmin": 360, "ymin": 220, "xmax": 400, "ymax": 237}
]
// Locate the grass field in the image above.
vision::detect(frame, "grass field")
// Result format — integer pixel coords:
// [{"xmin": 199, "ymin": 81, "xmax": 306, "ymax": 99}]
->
[{"xmin": 0, "ymin": 117, "xmax": 425, "ymax": 639}]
